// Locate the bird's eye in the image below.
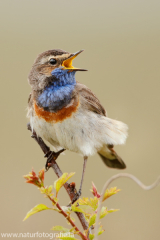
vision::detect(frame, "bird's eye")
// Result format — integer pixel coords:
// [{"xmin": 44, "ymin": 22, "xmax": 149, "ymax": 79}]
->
[{"xmin": 49, "ymin": 58, "xmax": 57, "ymax": 65}]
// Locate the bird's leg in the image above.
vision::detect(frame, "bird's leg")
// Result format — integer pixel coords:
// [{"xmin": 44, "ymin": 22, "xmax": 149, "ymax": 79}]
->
[
  {"xmin": 45, "ymin": 149, "xmax": 66, "ymax": 171},
  {"xmin": 79, "ymin": 156, "xmax": 88, "ymax": 195},
  {"xmin": 72, "ymin": 156, "xmax": 88, "ymax": 203}
]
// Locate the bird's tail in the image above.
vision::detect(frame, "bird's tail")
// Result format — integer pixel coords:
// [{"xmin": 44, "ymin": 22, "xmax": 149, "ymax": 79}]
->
[{"xmin": 98, "ymin": 145, "xmax": 126, "ymax": 169}]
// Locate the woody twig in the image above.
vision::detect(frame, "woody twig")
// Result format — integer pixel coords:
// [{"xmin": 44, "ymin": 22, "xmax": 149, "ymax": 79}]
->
[{"xmin": 27, "ymin": 123, "xmax": 91, "ymax": 239}]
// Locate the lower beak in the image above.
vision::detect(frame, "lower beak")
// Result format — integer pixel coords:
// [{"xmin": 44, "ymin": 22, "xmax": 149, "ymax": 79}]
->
[{"xmin": 62, "ymin": 50, "xmax": 87, "ymax": 71}]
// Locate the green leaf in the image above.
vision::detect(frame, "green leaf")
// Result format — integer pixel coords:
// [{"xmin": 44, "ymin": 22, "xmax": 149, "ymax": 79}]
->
[
  {"xmin": 89, "ymin": 234, "xmax": 95, "ymax": 240},
  {"xmin": 39, "ymin": 187, "xmax": 46, "ymax": 194},
  {"xmin": 99, "ymin": 207, "xmax": 119, "ymax": 219},
  {"xmin": 100, "ymin": 207, "xmax": 108, "ymax": 219},
  {"xmin": 102, "ymin": 187, "xmax": 120, "ymax": 202},
  {"xmin": 78, "ymin": 197, "xmax": 98, "ymax": 211},
  {"xmin": 40, "ymin": 185, "xmax": 54, "ymax": 196},
  {"xmin": 71, "ymin": 205, "xmax": 94, "ymax": 215},
  {"xmin": 48, "ymin": 185, "xmax": 53, "ymax": 194},
  {"xmin": 98, "ymin": 226, "xmax": 104, "ymax": 235},
  {"xmin": 54, "ymin": 173, "xmax": 75, "ymax": 196},
  {"xmin": 71, "ymin": 205, "xmax": 84, "ymax": 213},
  {"xmin": 79, "ymin": 205, "xmax": 94, "ymax": 214},
  {"xmin": 89, "ymin": 214, "xmax": 96, "ymax": 227},
  {"xmin": 107, "ymin": 209, "xmax": 119, "ymax": 213},
  {"xmin": 23, "ymin": 204, "xmax": 51, "ymax": 221},
  {"xmin": 51, "ymin": 226, "xmax": 70, "ymax": 233},
  {"xmin": 89, "ymin": 197, "xmax": 99, "ymax": 211}
]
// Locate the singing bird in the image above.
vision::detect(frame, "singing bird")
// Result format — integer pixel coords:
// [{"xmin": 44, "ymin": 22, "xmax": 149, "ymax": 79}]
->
[{"xmin": 27, "ymin": 49, "xmax": 128, "ymax": 197}]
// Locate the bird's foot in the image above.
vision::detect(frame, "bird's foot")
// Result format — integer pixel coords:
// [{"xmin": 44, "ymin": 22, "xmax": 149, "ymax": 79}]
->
[
  {"xmin": 44, "ymin": 149, "xmax": 65, "ymax": 171},
  {"xmin": 71, "ymin": 189, "xmax": 82, "ymax": 204}
]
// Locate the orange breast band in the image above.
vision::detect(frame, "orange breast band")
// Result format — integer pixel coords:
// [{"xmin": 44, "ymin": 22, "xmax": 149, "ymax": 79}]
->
[{"xmin": 34, "ymin": 100, "xmax": 79, "ymax": 123}]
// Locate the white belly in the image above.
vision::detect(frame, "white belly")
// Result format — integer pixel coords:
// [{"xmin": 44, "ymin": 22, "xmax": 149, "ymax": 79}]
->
[{"xmin": 30, "ymin": 106, "xmax": 128, "ymax": 157}]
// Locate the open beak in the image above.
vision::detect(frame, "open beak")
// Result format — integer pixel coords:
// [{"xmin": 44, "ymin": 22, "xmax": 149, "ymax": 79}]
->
[{"xmin": 62, "ymin": 50, "xmax": 87, "ymax": 71}]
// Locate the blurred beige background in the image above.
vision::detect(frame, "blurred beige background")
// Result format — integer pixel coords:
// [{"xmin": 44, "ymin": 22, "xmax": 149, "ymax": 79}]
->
[{"xmin": 0, "ymin": 0, "xmax": 160, "ymax": 239}]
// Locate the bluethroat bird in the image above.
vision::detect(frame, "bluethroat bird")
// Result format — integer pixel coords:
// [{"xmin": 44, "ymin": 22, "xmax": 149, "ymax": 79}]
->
[{"xmin": 27, "ymin": 49, "xmax": 128, "ymax": 198}]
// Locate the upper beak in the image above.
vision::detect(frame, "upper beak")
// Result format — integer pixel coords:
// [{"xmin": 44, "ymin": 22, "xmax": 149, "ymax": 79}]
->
[{"xmin": 62, "ymin": 50, "xmax": 87, "ymax": 71}]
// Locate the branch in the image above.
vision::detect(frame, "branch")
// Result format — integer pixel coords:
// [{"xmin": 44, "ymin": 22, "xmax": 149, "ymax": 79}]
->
[
  {"xmin": 94, "ymin": 173, "xmax": 160, "ymax": 240},
  {"xmin": 27, "ymin": 123, "xmax": 91, "ymax": 238},
  {"xmin": 48, "ymin": 195, "xmax": 88, "ymax": 240}
]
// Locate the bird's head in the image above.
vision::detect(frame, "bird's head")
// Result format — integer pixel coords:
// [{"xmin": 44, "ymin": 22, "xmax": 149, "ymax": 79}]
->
[{"xmin": 28, "ymin": 49, "xmax": 87, "ymax": 91}]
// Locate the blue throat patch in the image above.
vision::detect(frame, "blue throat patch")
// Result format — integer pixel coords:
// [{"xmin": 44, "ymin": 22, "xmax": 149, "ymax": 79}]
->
[{"xmin": 37, "ymin": 68, "xmax": 76, "ymax": 112}]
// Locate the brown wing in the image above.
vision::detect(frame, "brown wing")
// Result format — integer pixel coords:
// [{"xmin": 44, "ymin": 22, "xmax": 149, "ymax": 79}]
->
[
  {"xmin": 75, "ymin": 82, "xmax": 107, "ymax": 116},
  {"xmin": 28, "ymin": 92, "xmax": 34, "ymax": 108},
  {"xmin": 28, "ymin": 93, "xmax": 31, "ymax": 104},
  {"xmin": 75, "ymin": 82, "xmax": 126, "ymax": 169}
]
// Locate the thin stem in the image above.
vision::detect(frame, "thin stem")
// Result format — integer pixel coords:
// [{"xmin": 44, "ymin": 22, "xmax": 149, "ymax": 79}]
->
[
  {"xmin": 48, "ymin": 196, "xmax": 88, "ymax": 240},
  {"xmin": 27, "ymin": 123, "xmax": 91, "ymax": 238},
  {"xmin": 94, "ymin": 173, "xmax": 160, "ymax": 240},
  {"xmin": 79, "ymin": 156, "xmax": 88, "ymax": 193}
]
